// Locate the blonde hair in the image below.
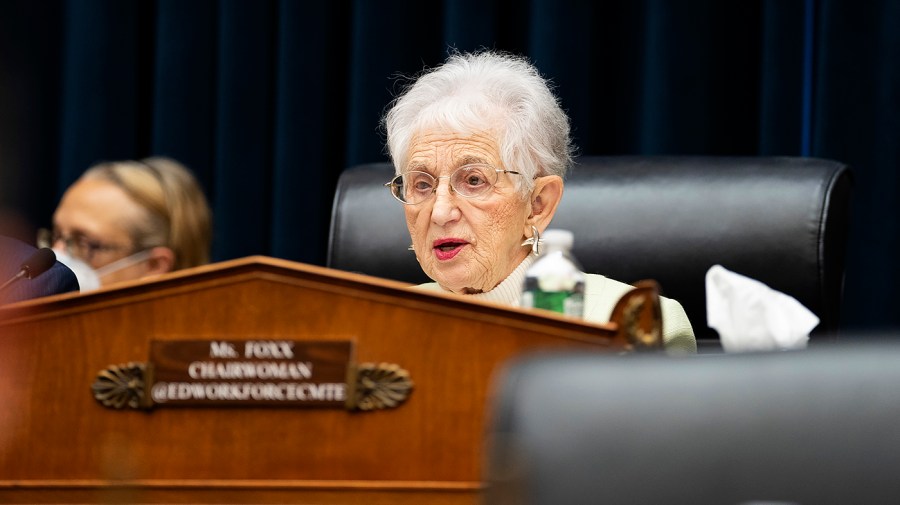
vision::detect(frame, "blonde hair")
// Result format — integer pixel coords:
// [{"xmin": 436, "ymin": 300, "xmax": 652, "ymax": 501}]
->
[{"xmin": 80, "ymin": 157, "xmax": 212, "ymax": 270}]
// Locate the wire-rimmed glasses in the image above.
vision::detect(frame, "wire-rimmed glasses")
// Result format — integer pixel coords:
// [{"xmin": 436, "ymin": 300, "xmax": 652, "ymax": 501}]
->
[
  {"xmin": 384, "ymin": 164, "xmax": 521, "ymax": 205},
  {"xmin": 37, "ymin": 228, "xmax": 131, "ymax": 265}
]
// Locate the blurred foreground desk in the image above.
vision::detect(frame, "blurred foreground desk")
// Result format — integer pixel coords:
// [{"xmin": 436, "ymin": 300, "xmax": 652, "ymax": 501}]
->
[{"xmin": 0, "ymin": 256, "xmax": 646, "ymax": 504}]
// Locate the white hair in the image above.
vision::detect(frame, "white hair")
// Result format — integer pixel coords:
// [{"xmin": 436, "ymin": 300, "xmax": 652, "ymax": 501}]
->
[{"xmin": 383, "ymin": 50, "xmax": 573, "ymax": 194}]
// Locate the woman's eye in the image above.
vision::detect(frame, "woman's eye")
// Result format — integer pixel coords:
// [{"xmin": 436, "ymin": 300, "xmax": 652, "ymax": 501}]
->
[
  {"xmin": 411, "ymin": 178, "xmax": 433, "ymax": 192},
  {"xmin": 463, "ymin": 174, "xmax": 487, "ymax": 187}
]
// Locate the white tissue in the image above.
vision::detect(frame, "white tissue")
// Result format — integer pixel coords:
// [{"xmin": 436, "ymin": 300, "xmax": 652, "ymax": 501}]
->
[{"xmin": 706, "ymin": 265, "xmax": 819, "ymax": 352}]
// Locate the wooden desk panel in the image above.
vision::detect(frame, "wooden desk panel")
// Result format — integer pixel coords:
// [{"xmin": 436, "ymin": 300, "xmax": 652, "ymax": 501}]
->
[{"xmin": 0, "ymin": 256, "xmax": 625, "ymax": 503}]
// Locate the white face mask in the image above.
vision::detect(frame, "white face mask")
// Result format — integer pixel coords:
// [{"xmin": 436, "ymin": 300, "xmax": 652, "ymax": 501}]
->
[{"xmin": 54, "ymin": 249, "xmax": 153, "ymax": 293}]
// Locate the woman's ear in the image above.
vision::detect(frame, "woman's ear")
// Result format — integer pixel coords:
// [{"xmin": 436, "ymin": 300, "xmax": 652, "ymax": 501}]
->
[
  {"xmin": 526, "ymin": 175, "xmax": 564, "ymax": 233},
  {"xmin": 145, "ymin": 246, "xmax": 176, "ymax": 275}
]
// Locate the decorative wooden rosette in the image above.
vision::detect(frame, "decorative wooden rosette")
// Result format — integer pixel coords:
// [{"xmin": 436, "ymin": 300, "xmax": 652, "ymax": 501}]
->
[
  {"xmin": 345, "ymin": 362, "xmax": 415, "ymax": 411},
  {"xmin": 610, "ymin": 280, "xmax": 663, "ymax": 351},
  {"xmin": 90, "ymin": 361, "xmax": 154, "ymax": 410}
]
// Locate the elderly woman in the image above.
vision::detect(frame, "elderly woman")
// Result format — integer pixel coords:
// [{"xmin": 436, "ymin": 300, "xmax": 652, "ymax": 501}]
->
[
  {"xmin": 42, "ymin": 156, "xmax": 212, "ymax": 290},
  {"xmin": 383, "ymin": 51, "xmax": 695, "ymax": 352}
]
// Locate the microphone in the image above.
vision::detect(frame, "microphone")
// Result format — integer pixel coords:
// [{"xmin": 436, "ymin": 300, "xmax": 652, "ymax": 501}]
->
[{"xmin": 0, "ymin": 247, "xmax": 58, "ymax": 295}]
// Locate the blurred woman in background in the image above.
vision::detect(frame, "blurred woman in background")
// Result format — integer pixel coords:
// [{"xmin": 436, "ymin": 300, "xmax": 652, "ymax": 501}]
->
[{"xmin": 41, "ymin": 157, "xmax": 212, "ymax": 290}]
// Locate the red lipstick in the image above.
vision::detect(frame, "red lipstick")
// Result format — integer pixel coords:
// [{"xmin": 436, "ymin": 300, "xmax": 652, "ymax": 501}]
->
[{"xmin": 432, "ymin": 238, "xmax": 468, "ymax": 261}]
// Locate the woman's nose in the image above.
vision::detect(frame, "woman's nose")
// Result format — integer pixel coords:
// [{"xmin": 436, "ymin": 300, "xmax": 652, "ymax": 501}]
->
[{"xmin": 430, "ymin": 179, "xmax": 459, "ymax": 225}]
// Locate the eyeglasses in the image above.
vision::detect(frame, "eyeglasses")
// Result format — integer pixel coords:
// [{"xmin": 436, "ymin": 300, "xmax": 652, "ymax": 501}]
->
[
  {"xmin": 37, "ymin": 228, "xmax": 131, "ymax": 264},
  {"xmin": 385, "ymin": 164, "xmax": 521, "ymax": 205}
]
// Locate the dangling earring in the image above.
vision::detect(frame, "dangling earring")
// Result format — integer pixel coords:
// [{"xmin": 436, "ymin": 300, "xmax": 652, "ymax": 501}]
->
[
  {"xmin": 520, "ymin": 226, "xmax": 542, "ymax": 256},
  {"xmin": 408, "ymin": 244, "xmax": 415, "ymax": 251}
]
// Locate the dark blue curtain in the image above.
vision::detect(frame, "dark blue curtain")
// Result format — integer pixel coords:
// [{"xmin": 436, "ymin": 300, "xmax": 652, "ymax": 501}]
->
[{"xmin": 0, "ymin": 0, "xmax": 897, "ymax": 332}]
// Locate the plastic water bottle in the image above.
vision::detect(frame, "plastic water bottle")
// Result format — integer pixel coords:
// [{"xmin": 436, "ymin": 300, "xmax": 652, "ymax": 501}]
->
[{"xmin": 520, "ymin": 229, "xmax": 585, "ymax": 318}]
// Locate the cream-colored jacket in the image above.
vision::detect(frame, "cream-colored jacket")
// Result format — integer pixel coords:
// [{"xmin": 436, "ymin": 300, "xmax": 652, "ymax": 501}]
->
[
  {"xmin": 414, "ymin": 255, "xmax": 696, "ymax": 353},
  {"xmin": 580, "ymin": 273, "xmax": 696, "ymax": 353}
]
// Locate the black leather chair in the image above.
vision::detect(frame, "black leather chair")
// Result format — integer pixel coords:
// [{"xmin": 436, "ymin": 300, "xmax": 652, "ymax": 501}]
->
[
  {"xmin": 328, "ymin": 156, "xmax": 852, "ymax": 343},
  {"xmin": 484, "ymin": 343, "xmax": 900, "ymax": 504}
]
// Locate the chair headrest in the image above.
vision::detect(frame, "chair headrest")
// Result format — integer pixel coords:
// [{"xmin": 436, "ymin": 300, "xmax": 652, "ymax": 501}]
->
[
  {"xmin": 328, "ymin": 156, "xmax": 852, "ymax": 340},
  {"xmin": 486, "ymin": 342, "xmax": 900, "ymax": 504}
]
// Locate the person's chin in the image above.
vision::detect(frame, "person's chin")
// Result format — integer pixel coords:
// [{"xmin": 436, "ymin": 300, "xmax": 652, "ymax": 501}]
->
[{"xmin": 429, "ymin": 269, "xmax": 473, "ymax": 295}]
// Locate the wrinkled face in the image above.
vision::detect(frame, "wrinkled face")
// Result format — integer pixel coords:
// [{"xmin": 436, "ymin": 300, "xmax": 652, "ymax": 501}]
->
[
  {"xmin": 404, "ymin": 129, "xmax": 531, "ymax": 294},
  {"xmin": 51, "ymin": 178, "xmax": 151, "ymax": 285}
]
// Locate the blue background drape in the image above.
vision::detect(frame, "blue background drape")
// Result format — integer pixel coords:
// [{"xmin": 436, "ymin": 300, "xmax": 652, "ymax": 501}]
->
[{"xmin": 0, "ymin": 0, "xmax": 897, "ymax": 332}]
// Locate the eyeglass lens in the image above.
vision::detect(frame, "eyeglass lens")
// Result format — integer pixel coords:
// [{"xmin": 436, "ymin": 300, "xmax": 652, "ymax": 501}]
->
[
  {"xmin": 36, "ymin": 228, "xmax": 125, "ymax": 263},
  {"xmin": 392, "ymin": 165, "xmax": 504, "ymax": 204}
]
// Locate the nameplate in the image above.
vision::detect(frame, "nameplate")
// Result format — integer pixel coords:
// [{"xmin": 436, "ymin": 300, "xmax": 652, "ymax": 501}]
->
[{"xmin": 147, "ymin": 339, "xmax": 352, "ymax": 408}]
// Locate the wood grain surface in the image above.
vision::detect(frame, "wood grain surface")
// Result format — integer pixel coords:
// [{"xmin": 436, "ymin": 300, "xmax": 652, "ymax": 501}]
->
[{"xmin": 0, "ymin": 256, "xmax": 625, "ymax": 504}]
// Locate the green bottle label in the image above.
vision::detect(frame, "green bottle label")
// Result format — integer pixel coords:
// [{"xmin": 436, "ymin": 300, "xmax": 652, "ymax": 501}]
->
[{"xmin": 523, "ymin": 290, "xmax": 584, "ymax": 317}]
